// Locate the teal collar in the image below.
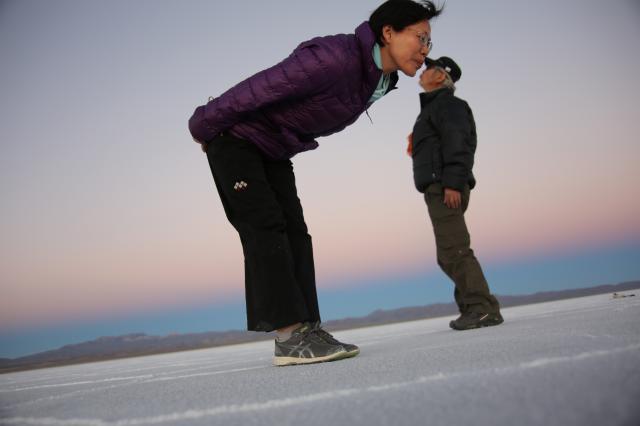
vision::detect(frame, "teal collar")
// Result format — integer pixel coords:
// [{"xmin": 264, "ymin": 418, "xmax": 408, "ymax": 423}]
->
[
  {"xmin": 372, "ymin": 44, "xmax": 384, "ymax": 70},
  {"xmin": 369, "ymin": 44, "xmax": 390, "ymax": 104}
]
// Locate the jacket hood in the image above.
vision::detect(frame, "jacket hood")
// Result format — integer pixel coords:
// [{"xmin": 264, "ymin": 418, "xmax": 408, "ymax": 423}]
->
[
  {"xmin": 355, "ymin": 22, "xmax": 399, "ymax": 95},
  {"xmin": 355, "ymin": 22, "xmax": 383, "ymax": 93}
]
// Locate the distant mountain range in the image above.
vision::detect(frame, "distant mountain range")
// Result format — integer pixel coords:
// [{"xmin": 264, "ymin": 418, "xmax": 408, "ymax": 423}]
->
[{"xmin": 1, "ymin": 281, "xmax": 637, "ymax": 374}]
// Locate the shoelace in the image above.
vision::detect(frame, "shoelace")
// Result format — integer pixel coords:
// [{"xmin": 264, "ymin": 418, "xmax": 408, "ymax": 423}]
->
[
  {"xmin": 294, "ymin": 323, "xmax": 327, "ymax": 344},
  {"xmin": 310, "ymin": 322, "xmax": 342, "ymax": 345}
]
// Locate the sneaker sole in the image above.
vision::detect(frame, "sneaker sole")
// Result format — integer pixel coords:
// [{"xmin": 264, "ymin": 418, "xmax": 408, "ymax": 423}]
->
[{"xmin": 273, "ymin": 349, "xmax": 357, "ymax": 367}]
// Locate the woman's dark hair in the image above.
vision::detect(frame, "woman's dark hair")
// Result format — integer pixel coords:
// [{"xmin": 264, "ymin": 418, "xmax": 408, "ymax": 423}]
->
[{"xmin": 369, "ymin": 0, "xmax": 443, "ymax": 45}]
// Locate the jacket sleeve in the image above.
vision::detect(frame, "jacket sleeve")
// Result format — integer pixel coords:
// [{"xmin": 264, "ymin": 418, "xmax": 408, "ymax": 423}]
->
[
  {"xmin": 188, "ymin": 41, "xmax": 338, "ymax": 143},
  {"xmin": 435, "ymin": 98, "xmax": 476, "ymax": 191}
]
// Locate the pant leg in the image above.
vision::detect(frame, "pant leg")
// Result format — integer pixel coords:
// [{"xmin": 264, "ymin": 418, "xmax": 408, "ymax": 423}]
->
[
  {"xmin": 205, "ymin": 133, "xmax": 313, "ymax": 331},
  {"xmin": 424, "ymin": 183, "xmax": 500, "ymax": 314},
  {"xmin": 262, "ymin": 158, "xmax": 321, "ymax": 324}
]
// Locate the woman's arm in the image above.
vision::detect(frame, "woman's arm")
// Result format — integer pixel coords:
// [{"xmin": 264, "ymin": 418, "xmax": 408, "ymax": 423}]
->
[{"xmin": 189, "ymin": 40, "xmax": 338, "ymax": 144}]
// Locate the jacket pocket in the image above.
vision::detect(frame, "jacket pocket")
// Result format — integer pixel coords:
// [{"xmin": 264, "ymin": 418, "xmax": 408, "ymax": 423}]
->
[{"xmin": 412, "ymin": 162, "xmax": 435, "ymax": 193}]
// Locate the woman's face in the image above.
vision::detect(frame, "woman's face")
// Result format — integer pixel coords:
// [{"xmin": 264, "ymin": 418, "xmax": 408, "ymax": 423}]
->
[{"xmin": 382, "ymin": 20, "xmax": 431, "ymax": 77}]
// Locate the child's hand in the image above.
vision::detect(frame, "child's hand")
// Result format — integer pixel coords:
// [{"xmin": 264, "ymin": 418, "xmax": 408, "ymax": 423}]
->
[
  {"xmin": 406, "ymin": 133, "xmax": 413, "ymax": 156},
  {"xmin": 444, "ymin": 188, "xmax": 462, "ymax": 209}
]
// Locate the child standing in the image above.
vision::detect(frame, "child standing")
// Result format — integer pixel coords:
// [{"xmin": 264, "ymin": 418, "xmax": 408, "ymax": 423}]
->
[{"xmin": 409, "ymin": 56, "xmax": 503, "ymax": 330}]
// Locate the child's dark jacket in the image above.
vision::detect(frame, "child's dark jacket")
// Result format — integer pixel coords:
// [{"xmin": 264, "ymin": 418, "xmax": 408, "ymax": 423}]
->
[{"xmin": 411, "ymin": 88, "xmax": 477, "ymax": 193}]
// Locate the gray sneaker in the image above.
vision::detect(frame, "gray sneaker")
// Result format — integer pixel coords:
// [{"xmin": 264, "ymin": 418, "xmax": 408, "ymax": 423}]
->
[
  {"xmin": 310, "ymin": 322, "xmax": 360, "ymax": 356},
  {"xmin": 274, "ymin": 323, "xmax": 354, "ymax": 366}
]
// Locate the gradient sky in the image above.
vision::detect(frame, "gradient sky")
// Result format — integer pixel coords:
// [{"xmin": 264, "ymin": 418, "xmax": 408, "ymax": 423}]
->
[{"xmin": 1, "ymin": 0, "xmax": 639, "ymax": 358}]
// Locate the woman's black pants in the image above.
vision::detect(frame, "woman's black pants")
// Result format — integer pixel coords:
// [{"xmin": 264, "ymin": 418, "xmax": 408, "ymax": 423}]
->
[{"xmin": 205, "ymin": 133, "xmax": 320, "ymax": 332}]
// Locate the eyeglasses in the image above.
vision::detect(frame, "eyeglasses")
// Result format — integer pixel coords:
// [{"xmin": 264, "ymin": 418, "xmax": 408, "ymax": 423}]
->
[{"xmin": 407, "ymin": 28, "xmax": 433, "ymax": 51}]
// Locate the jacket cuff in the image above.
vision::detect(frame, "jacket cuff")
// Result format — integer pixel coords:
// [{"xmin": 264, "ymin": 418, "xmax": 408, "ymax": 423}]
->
[
  {"xmin": 188, "ymin": 105, "xmax": 216, "ymax": 143},
  {"xmin": 441, "ymin": 174, "xmax": 466, "ymax": 192}
]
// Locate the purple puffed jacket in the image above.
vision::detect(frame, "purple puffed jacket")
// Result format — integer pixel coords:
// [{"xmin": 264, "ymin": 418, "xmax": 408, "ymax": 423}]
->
[{"xmin": 188, "ymin": 21, "xmax": 398, "ymax": 160}]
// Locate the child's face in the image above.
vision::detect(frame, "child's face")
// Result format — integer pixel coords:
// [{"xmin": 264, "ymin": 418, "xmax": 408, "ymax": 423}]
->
[{"xmin": 419, "ymin": 67, "xmax": 445, "ymax": 91}]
